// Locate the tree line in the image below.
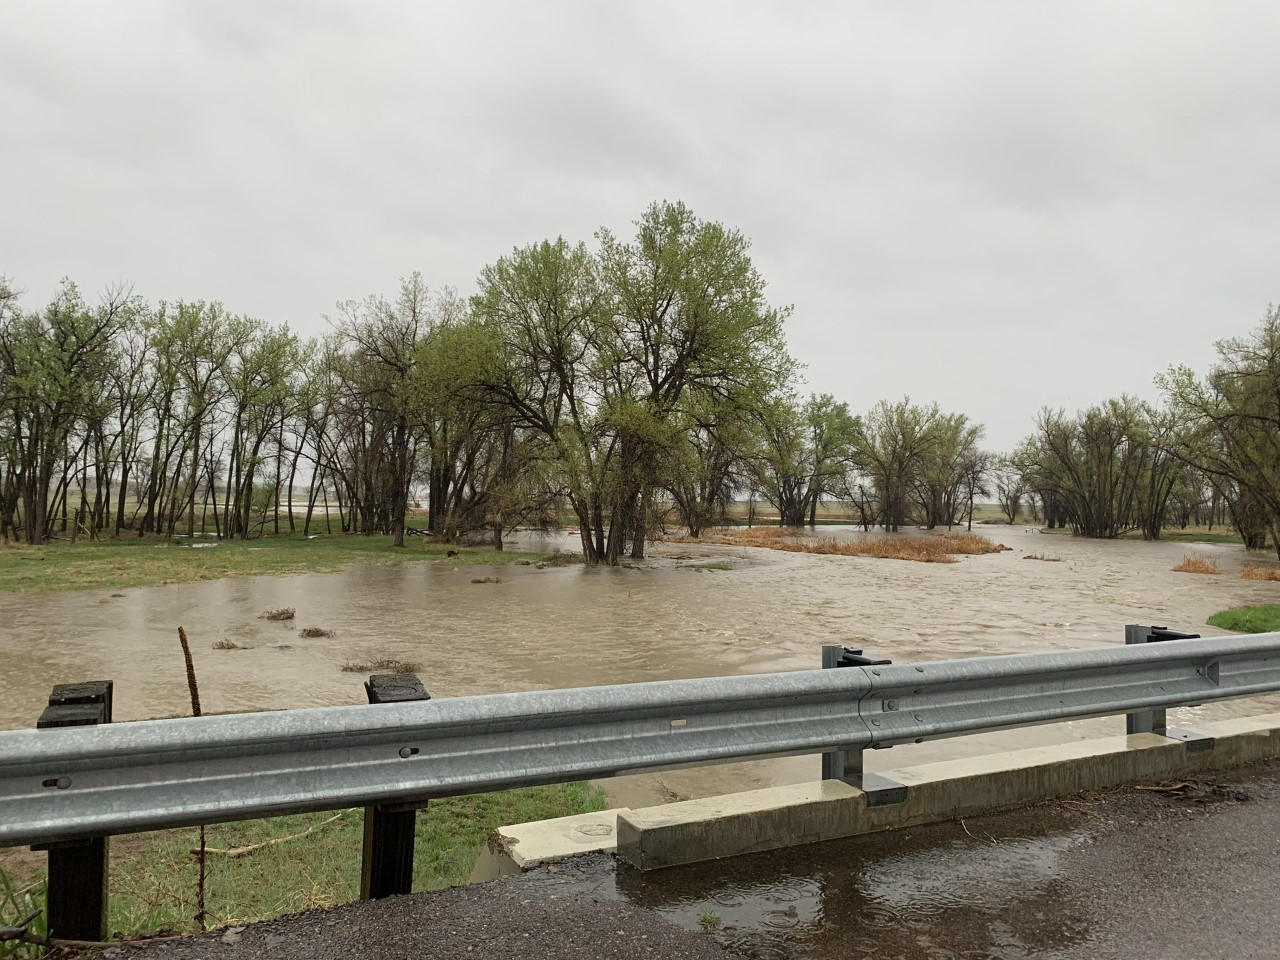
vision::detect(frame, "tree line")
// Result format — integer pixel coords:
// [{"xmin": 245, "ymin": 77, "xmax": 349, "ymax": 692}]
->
[{"xmin": 2, "ymin": 202, "xmax": 1278, "ymax": 561}]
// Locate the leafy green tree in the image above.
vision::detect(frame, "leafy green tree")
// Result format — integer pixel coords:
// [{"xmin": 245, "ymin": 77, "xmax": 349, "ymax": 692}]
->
[
  {"xmin": 1161, "ymin": 307, "xmax": 1280, "ymax": 555},
  {"xmin": 912, "ymin": 412, "xmax": 985, "ymax": 529},
  {"xmin": 991, "ymin": 456, "xmax": 1025, "ymax": 524},
  {"xmin": 751, "ymin": 393, "xmax": 859, "ymax": 527},
  {"xmin": 854, "ymin": 398, "xmax": 940, "ymax": 532},
  {"xmin": 471, "ymin": 202, "xmax": 793, "ymax": 564},
  {"xmin": 1017, "ymin": 396, "xmax": 1169, "ymax": 539},
  {"xmin": 0, "ymin": 279, "xmax": 132, "ymax": 542}
]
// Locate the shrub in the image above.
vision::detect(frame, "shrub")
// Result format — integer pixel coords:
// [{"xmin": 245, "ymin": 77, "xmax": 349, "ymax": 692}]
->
[
  {"xmin": 1173, "ymin": 556, "xmax": 1219, "ymax": 575},
  {"xmin": 1242, "ymin": 565, "xmax": 1280, "ymax": 582}
]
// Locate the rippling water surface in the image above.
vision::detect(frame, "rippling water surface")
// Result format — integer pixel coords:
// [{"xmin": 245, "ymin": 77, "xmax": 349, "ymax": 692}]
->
[{"xmin": 0, "ymin": 526, "xmax": 1274, "ymax": 806}]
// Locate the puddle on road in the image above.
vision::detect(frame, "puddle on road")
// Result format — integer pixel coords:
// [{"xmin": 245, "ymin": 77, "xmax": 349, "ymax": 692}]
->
[{"xmin": 525, "ymin": 808, "xmax": 1094, "ymax": 959}]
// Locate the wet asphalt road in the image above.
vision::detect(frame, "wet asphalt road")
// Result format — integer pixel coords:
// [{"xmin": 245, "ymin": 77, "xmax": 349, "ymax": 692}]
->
[{"xmin": 121, "ymin": 759, "xmax": 1280, "ymax": 960}]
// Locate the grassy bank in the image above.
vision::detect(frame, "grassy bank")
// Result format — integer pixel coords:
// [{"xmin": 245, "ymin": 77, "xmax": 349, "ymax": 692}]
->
[
  {"xmin": 0, "ymin": 535, "xmax": 541, "ymax": 593},
  {"xmin": 1208, "ymin": 606, "xmax": 1280, "ymax": 634},
  {"xmin": 1121, "ymin": 528, "xmax": 1245, "ymax": 545},
  {"xmin": 0, "ymin": 783, "xmax": 605, "ymax": 947},
  {"xmin": 1039, "ymin": 526, "xmax": 1246, "ymax": 545}
]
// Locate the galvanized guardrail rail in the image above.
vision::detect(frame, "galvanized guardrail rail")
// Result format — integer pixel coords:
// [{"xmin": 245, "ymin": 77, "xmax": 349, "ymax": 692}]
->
[{"xmin": 2, "ymin": 625, "xmax": 1278, "ymax": 941}]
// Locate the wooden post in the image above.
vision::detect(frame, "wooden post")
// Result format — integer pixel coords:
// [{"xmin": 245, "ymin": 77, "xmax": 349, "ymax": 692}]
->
[
  {"xmin": 360, "ymin": 673, "xmax": 429, "ymax": 900},
  {"xmin": 35, "ymin": 681, "xmax": 113, "ymax": 943}
]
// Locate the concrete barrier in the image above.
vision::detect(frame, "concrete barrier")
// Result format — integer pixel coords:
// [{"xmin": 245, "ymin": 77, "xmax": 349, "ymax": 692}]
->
[
  {"xmin": 473, "ymin": 712, "xmax": 1280, "ymax": 877},
  {"xmin": 469, "ymin": 808, "xmax": 631, "ymax": 882}
]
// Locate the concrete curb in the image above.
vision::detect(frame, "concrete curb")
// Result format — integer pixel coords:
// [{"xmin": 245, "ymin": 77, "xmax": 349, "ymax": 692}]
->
[{"xmin": 471, "ymin": 712, "xmax": 1280, "ymax": 877}]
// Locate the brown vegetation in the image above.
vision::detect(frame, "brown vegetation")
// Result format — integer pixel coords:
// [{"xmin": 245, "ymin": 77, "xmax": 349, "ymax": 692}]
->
[
  {"xmin": 340, "ymin": 657, "xmax": 421, "ymax": 674},
  {"xmin": 666, "ymin": 526, "xmax": 1002, "ymax": 563},
  {"xmin": 1173, "ymin": 556, "xmax": 1220, "ymax": 575},
  {"xmin": 260, "ymin": 607, "xmax": 295, "ymax": 621},
  {"xmin": 211, "ymin": 639, "xmax": 251, "ymax": 650},
  {"xmin": 1242, "ymin": 564, "xmax": 1280, "ymax": 582},
  {"xmin": 298, "ymin": 627, "xmax": 334, "ymax": 638}
]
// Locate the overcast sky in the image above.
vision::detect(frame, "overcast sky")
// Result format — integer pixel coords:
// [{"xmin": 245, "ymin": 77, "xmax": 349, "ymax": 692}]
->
[{"xmin": 2, "ymin": 1, "xmax": 1276, "ymax": 450}]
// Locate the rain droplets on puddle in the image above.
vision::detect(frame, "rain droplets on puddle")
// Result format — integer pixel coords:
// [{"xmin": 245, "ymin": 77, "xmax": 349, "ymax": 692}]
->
[{"xmin": 527, "ymin": 812, "xmax": 1095, "ymax": 960}]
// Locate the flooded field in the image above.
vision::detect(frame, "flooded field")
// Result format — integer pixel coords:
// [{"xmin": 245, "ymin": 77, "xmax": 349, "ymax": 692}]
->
[{"xmin": 1, "ymin": 527, "xmax": 1276, "ymax": 806}]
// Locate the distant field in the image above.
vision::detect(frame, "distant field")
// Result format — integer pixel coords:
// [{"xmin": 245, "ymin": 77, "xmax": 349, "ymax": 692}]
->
[{"xmin": 1121, "ymin": 527, "xmax": 1244, "ymax": 545}]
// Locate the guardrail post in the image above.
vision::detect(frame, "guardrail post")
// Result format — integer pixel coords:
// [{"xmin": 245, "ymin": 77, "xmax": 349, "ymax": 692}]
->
[
  {"xmin": 360, "ymin": 673, "xmax": 430, "ymax": 900},
  {"xmin": 821, "ymin": 645, "xmax": 907, "ymax": 806},
  {"xmin": 1124, "ymin": 625, "xmax": 1158, "ymax": 734},
  {"xmin": 1124, "ymin": 625, "xmax": 1214, "ymax": 751},
  {"xmin": 33, "ymin": 681, "xmax": 113, "ymax": 942}
]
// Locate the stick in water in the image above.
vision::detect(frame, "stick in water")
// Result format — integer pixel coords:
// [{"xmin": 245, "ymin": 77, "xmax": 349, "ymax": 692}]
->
[{"xmin": 177, "ymin": 626, "xmax": 207, "ymax": 929}]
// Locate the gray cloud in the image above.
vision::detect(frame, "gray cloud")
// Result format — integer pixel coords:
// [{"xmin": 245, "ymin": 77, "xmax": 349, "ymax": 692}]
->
[{"xmin": 2, "ymin": 0, "xmax": 1277, "ymax": 448}]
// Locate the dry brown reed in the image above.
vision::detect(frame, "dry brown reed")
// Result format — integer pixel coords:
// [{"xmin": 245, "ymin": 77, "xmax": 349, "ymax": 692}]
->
[
  {"xmin": 1242, "ymin": 564, "xmax": 1280, "ymax": 582},
  {"xmin": 667, "ymin": 526, "xmax": 1002, "ymax": 564},
  {"xmin": 1173, "ymin": 556, "xmax": 1219, "ymax": 575}
]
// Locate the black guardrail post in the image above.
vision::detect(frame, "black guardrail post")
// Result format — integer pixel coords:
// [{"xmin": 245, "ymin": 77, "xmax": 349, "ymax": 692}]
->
[
  {"xmin": 821, "ymin": 645, "xmax": 907, "ymax": 806},
  {"xmin": 33, "ymin": 681, "xmax": 113, "ymax": 942},
  {"xmin": 360, "ymin": 673, "xmax": 430, "ymax": 900},
  {"xmin": 1124, "ymin": 624, "xmax": 1214, "ymax": 751}
]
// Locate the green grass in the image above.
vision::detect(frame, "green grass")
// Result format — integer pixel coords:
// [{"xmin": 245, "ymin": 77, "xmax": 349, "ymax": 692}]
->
[
  {"xmin": 0, "ymin": 867, "xmax": 45, "ymax": 958},
  {"xmin": 0, "ymin": 535, "xmax": 542, "ymax": 593},
  {"xmin": 1207, "ymin": 605, "xmax": 1280, "ymax": 634},
  {"xmin": 1037, "ymin": 526, "xmax": 1246, "ymax": 545},
  {"xmin": 2, "ymin": 783, "xmax": 606, "ymax": 942}
]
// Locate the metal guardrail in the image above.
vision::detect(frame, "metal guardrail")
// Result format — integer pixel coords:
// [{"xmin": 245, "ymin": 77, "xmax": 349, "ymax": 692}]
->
[{"xmin": 4, "ymin": 630, "xmax": 1280, "ymax": 849}]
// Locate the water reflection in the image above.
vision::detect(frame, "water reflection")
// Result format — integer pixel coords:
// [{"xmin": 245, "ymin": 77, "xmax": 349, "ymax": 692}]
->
[{"xmin": 525, "ymin": 806, "xmax": 1092, "ymax": 959}]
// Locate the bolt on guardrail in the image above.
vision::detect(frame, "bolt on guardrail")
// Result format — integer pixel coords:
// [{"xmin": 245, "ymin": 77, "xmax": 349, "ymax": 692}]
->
[
  {"xmin": 9, "ymin": 624, "xmax": 1278, "ymax": 941},
  {"xmin": 819, "ymin": 644, "xmax": 907, "ymax": 806},
  {"xmin": 1123, "ymin": 624, "xmax": 1215, "ymax": 750}
]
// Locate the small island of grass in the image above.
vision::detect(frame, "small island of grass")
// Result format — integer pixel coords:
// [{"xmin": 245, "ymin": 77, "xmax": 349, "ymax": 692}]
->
[{"xmin": 1207, "ymin": 605, "xmax": 1280, "ymax": 634}]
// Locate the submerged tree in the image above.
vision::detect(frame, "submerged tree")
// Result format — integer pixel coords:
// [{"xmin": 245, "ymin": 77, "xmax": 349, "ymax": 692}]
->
[{"xmin": 470, "ymin": 202, "xmax": 793, "ymax": 564}]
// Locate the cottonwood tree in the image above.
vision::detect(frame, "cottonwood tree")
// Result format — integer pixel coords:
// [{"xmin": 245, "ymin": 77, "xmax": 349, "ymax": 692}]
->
[
  {"xmin": 0, "ymin": 279, "xmax": 133, "ymax": 543},
  {"xmin": 750, "ymin": 393, "xmax": 859, "ymax": 527},
  {"xmin": 470, "ymin": 202, "xmax": 793, "ymax": 564},
  {"xmin": 991, "ymin": 456, "xmax": 1025, "ymax": 524},
  {"xmin": 854, "ymin": 398, "xmax": 940, "ymax": 532},
  {"xmin": 912, "ymin": 412, "xmax": 985, "ymax": 529},
  {"xmin": 1016, "ymin": 397, "xmax": 1167, "ymax": 539},
  {"xmin": 664, "ymin": 393, "xmax": 756, "ymax": 537},
  {"xmin": 1161, "ymin": 307, "xmax": 1280, "ymax": 556}
]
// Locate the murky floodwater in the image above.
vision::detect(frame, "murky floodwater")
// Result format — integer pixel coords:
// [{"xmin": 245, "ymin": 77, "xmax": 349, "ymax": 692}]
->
[{"xmin": 1, "ymin": 527, "xmax": 1276, "ymax": 806}]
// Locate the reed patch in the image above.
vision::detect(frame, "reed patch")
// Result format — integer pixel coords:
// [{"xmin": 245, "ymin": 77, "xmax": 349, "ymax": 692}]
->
[
  {"xmin": 668, "ymin": 527, "xmax": 1003, "ymax": 563},
  {"xmin": 1173, "ymin": 556, "xmax": 1219, "ymax": 575},
  {"xmin": 1242, "ymin": 565, "xmax": 1280, "ymax": 582}
]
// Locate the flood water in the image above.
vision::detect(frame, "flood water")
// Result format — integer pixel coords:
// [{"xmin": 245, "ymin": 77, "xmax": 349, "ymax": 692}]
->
[{"xmin": 1, "ymin": 527, "xmax": 1276, "ymax": 807}]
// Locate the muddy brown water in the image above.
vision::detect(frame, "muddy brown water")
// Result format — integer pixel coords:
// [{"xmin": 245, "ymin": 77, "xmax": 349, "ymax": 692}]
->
[{"xmin": 1, "ymin": 527, "xmax": 1276, "ymax": 807}]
